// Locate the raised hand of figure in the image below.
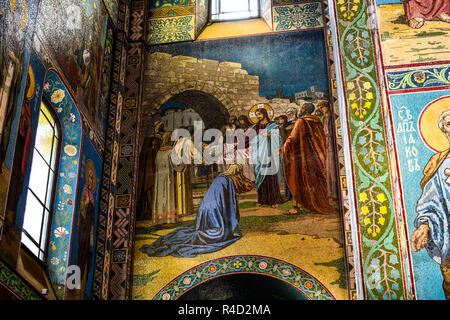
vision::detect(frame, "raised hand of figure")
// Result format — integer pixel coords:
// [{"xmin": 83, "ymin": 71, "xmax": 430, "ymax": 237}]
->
[
  {"xmin": 411, "ymin": 223, "xmax": 430, "ymax": 252},
  {"xmin": 262, "ymin": 132, "xmax": 270, "ymax": 137}
]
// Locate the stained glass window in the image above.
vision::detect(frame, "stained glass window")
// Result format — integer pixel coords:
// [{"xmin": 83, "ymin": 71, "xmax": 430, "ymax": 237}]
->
[
  {"xmin": 211, "ymin": 0, "xmax": 259, "ymax": 21},
  {"xmin": 22, "ymin": 102, "xmax": 60, "ymax": 261}
]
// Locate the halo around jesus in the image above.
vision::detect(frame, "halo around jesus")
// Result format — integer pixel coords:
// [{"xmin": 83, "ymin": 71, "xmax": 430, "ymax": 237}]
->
[
  {"xmin": 248, "ymin": 103, "xmax": 274, "ymax": 124},
  {"xmin": 419, "ymin": 97, "xmax": 450, "ymax": 153}
]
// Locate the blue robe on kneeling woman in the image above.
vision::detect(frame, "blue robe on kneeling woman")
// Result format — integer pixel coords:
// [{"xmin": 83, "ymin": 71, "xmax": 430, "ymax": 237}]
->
[{"xmin": 140, "ymin": 168, "xmax": 254, "ymax": 258}]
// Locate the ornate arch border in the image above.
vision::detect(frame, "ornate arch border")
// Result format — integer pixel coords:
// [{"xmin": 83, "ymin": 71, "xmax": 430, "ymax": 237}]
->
[{"xmin": 153, "ymin": 255, "xmax": 335, "ymax": 301}]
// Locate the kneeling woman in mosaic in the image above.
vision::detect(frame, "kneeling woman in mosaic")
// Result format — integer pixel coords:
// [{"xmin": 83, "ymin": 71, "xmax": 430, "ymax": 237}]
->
[{"xmin": 140, "ymin": 164, "xmax": 255, "ymax": 258}]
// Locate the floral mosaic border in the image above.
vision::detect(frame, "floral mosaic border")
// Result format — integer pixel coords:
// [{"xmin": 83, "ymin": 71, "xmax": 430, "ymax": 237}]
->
[
  {"xmin": 385, "ymin": 64, "xmax": 450, "ymax": 92},
  {"xmin": 330, "ymin": 0, "xmax": 408, "ymax": 299},
  {"xmin": 43, "ymin": 71, "xmax": 82, "ymax": 292},
  {"xmin": 153, "ymin": 256, "xmax": 335, "ymax": 300}
]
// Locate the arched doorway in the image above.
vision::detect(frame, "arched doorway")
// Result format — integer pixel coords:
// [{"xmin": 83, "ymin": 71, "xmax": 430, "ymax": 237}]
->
[
  {"xmin": 144, "ymin": 90, "xmax": 230, "ymax": 134},
  {"xmin": 178, "ymin": 273, "xmax": 309, "ymax": 300}
]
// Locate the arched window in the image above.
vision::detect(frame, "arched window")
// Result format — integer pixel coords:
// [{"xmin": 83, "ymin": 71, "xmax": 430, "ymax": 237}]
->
[
  {"xmin": 211, "ymin": 0, "xmax": 259, "ymax": 22},
  {"xmin": 21, "ymin": 101, "xmax": 60, "ymax": 261}
]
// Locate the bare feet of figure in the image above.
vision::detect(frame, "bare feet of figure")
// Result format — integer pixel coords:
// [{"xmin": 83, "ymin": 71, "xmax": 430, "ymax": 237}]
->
[
  {"xmin": 271, "ymin": 204, "xmax": 279, "ymax": 209},
  {"xmin": 408, "ymin": 17, "xmax": 425, "ymax": 29},
  {"xmin": 438, "ymin": 13, "xmax": 450, "ymax": 23}
]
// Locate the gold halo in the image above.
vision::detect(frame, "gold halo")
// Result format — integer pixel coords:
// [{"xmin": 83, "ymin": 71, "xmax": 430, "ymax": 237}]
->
[
  {"xmin": 85, "ymin": 159, "xmax": 97, "ymax": 191},
  {"xmin": 248, "ymin": 103, "xmax": 275, "ymax": 124},
  {"xmin": 26, "ymin": 66, "xmax": 35, "ymax": 99},
  {"xmin": 418, "ymin": 96, "xmax": 450, "ymax": 153}
]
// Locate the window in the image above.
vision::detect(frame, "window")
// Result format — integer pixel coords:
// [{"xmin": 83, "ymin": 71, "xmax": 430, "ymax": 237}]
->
[
  {"xmin": 21, "ymin": 102, "xmax": 60, "ymax": 261},
  {"xmin": 211, "ymin": 0, "xmax": 259, "ymax": 22}
]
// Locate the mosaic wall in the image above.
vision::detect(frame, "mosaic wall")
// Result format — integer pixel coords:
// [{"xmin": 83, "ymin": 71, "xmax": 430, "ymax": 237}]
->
[
  {"xmin": 384, "ymin": 73, "xmax": 450, "ymax": 299},
  {"xmin": 372, "ymin": 0, "xmax": 450, "ymax": 299},
  {"xmin": 1, "ymin": 0, "xmax": 450, "ymax": 301},
  {"xmin": 97, "ymin": 22, "xmax": 115, "ymax": 143},
  {"xmin": 326, "ymin": 0, "xmax": 450, "ymax": 300},
  {"xmin": 134, "ymin": 20, "xmax": 350, "ymax": 299},
  {"xmin": 375, "ymin": 0, "xmax": 450, "ymax": 66},
  {"xmin": 92, "ymin": 15, "xmax": 128, "ymax": 301},
  {"xmin": 0, "ymin": 0, "xmax": 41, "ymax": 248},
  {"xmin": 35, "ymin": 0, "xmax": 109, "ymax": 143},
  {"xmin": 90, "ymin": 0, "xmax": 144, "ymax": 300},
  {"xmin": 98, "ymin": 0, "xmax": 355, "ymax": 301},
  {"xmin": 331, "ymin": 0, "xmax": 450, "ymax": 301},
  {"xmin": 0, "ymin": 0, "xmax": 116, "ymax": 301}
]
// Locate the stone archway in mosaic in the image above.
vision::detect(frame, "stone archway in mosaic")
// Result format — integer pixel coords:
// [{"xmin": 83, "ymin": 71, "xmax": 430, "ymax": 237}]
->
[{"xmin": 143, "ymin": 89, "xmax": 231, "ymax": 132}]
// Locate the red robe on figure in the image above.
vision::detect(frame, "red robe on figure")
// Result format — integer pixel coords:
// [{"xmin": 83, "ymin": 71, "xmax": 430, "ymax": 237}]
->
[
  {"xmin": 404, "ymin": 0, "xmax": 450, "ymax": 21},
  {"xmin": 282, "ymin": 115, "xmax": 336, "ymax": 214}
]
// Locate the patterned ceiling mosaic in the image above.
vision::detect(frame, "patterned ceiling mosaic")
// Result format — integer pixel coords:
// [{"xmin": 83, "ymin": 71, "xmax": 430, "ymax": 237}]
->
[
  {"xmin": 148, "ymin": 15, "xmax": 195, "ymax": 44},
  {"xmin": 154, "ymin": 256, "xmax": 336, "ymax": 300},
  {"xmin": 147, "ymin": 0, "xmax": 208, "ymax": 45}
]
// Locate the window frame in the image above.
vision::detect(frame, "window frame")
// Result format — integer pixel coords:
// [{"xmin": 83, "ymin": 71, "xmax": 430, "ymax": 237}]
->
[
  {"xmin": 209, "ymin": 0, "xmax": 261, "ymax": 23},
  {"xmin": 21, "ymin": 96, "xmax": 63, "ymax": 264}
]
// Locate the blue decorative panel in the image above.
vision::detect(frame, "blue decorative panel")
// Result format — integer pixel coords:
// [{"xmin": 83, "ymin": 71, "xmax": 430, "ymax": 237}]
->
[{"xmin": 388, "ymin": 89, "xmax": 450, "ymax": 299}]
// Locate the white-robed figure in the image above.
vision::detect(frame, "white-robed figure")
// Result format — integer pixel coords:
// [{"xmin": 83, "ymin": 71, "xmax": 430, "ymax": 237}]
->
[
  {"xmin": 412, "ymin": 110, "xmax": 450, "ymax": 300},
  {"xmin": 173, "ymin": 126, "xmax": 203, "ymax": 217}
]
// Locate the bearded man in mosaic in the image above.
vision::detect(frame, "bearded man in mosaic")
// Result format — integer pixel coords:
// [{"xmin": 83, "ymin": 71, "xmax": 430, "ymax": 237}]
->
[{"xmin": 411, "ymin": 109, "xmax": 450, "ymax": 300}]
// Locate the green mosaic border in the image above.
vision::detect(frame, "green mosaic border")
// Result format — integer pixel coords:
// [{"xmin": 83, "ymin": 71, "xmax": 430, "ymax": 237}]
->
[{"xmin": 332, "ymin": 0, "xmax": 407, "ymax": 299}]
